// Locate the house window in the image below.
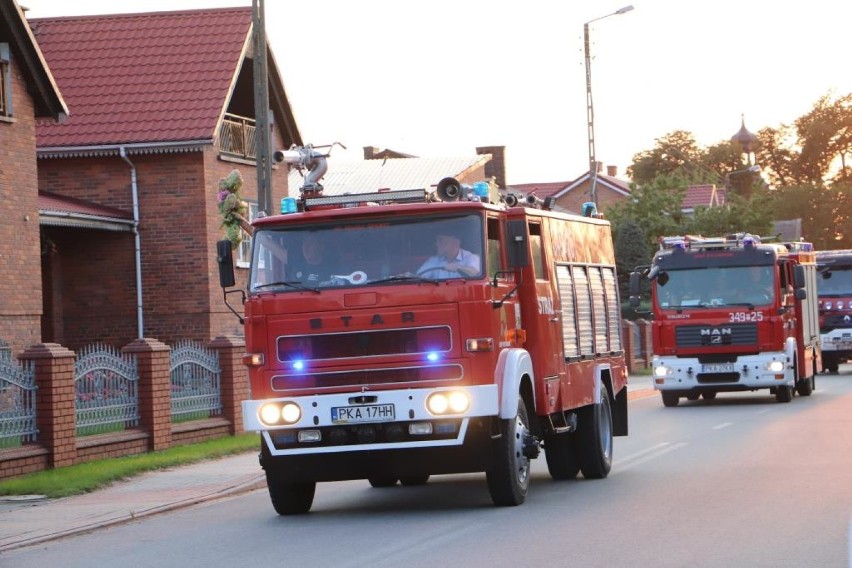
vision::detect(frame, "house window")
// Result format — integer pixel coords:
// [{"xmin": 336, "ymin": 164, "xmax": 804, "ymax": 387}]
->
[
  {"xmin": 0, "ymin": 43, "xmax": 12, "ymax": 119},
  {"xmin": 236, "ymin": 201, "xmax": 258, "ymax": 267}
]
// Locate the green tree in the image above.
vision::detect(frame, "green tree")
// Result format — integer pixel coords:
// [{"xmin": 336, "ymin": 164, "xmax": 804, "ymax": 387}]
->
[
  {"xmin": 690, "ymin": 191, "xmax": 774, "ymax": 238},
  {"xmin": 627, "ymin": 131, "xmax": 704, "ymax": 185},
  {"xmin": 613, "ymin": 219, "xmax": 649, "ymax": 300},
  {"xmin": 606, "ymin": 173, "xmax": 690, "ymax": 253},
  {"xmin": 770, "ymin": 182, "xmax": 852, "ymax": 249}
]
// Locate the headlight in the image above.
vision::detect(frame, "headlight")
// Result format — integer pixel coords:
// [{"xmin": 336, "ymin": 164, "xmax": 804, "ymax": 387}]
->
[
  {"xmin": 258, "ymin": 402, "xmax": 302, "ymax": 426},
  {"xmin": 765, "ymin": 361, "xmax": 785, "ymax": 373},
  {"xmin": 426, "ymin": 391, "xmax": 470, "ymax": 415},
  {"xmin": 654, "ymin": 365, "xmax": 673, "ymax": 377}
]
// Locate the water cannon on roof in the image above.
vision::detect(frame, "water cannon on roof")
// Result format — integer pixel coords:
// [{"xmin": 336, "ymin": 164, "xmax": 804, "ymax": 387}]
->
[{"xmin": 273, "ymin": 142, "xmax": 346, "ymax": 196}]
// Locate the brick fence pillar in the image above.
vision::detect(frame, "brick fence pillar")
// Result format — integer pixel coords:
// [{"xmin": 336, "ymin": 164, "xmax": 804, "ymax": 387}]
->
[
  {"xmin": 20, "ymin": 343, "xmax": 77, "ymax": 468},
  {"xmin": 123, "ymin": 338, "xmax": 171, "ymax": 451},
  {"xmin": 637, "ymin": 319, "xmax": 653, "ymax": 368},
  {"xmin": 210, "ymin": 335, "xmax": 248, "ymax": 435}
]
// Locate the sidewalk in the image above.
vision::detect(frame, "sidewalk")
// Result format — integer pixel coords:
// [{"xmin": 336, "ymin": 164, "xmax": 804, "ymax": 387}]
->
[{"xmin": 0, "ymin": 378, "xmax": 655, "ymax": 553}]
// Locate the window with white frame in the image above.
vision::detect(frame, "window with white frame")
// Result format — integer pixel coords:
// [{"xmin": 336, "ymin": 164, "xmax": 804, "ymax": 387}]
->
[
  {"xmin": 236, "ymin": 200, "xmax": 258, "ymax": 267},
  {"xmin": 0, "ymin": 43, "xmax": 12, "ymax": 119}
]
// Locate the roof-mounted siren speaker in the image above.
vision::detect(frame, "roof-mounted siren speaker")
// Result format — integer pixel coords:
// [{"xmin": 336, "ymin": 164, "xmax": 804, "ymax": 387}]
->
[
  {"xmin": 437, "ymin": 177, "xmax": 464, "ymax": 201},
  {"xmin": 526, "ymin": 195, "xmax": 543, "ymax": 208},
  {"xmin": 504, "ymin": 193, "xmax": 520, "ymax": 207}
]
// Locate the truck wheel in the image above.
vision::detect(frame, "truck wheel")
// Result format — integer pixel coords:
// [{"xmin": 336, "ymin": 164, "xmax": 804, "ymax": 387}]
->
[
  {"xmin": 702, "ymin": 391, "xmax": 717, "ymax": 400},
  {"xmin": 775, "ymin": 385, "xmax": 794, "ymax": 403},
  {"xmin": 544, "ymin": 430, "xmax": 581, "ymax": 480},
  {"xmin": 400, "ymin": 475, "xmax": 430, "ymax": 486},
  {"xmin": 686, "ymin": 392, "xmax": 700, "ymax": 401},
  {"xmin": 266, "ymin": 470, "xmax": 316, "ymax": 515},
  {"xmin": 823, "ymin": 354, "xmax": 839, "ymax": 374},
  {"xmin": 796, "ymin": 375, "xmax": 814, "ymax": 396},
  {"xmin": 661, "ymin": 392, "xmax": 679, "ymax": 407},
  {"xmin": 486, "ymin": 397, "xmax": 531, "ymax": 506},
  {"xmin": 368, "ymin": 477, "xmax": 398, "ymax": 488},
  {"xmin": 578, "ymin": 384, "xmax": 613, "ymax": 479}
]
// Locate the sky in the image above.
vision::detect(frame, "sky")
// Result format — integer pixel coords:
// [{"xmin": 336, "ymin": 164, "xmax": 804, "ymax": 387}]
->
[{"xmin": 20, "ymin": 0, "xmax": 852, "ymax": 186}]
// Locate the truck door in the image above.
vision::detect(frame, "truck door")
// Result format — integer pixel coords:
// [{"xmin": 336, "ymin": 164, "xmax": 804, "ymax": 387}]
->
[{"xmin": 526, "ymin": 221, "xmax": 565, "ymax": 398}]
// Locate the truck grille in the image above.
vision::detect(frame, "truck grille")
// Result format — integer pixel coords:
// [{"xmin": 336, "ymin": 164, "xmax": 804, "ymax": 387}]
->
[
  {"xmin": 675, "ymin": 323, "xmax": 757, "ymax": 348},
  {"xmin": 271, "ymin": 363, "xmax": 464, "ymax": 392},
  {"xmin": 277, "ymin": 325, "xmax": 452, "ymax": 362}
]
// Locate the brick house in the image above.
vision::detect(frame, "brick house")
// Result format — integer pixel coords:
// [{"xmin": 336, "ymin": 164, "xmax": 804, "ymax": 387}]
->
[
  {"xmin": 24, "ymin": 7, "xmax": 302, "ymax": 352},
  {"xmin": 509, "ymin": 163, "xmax": 631, "ymax": 214},
  {"xmin": 0, "ymin": 0, "xmax": 68, "ymax": 356}
]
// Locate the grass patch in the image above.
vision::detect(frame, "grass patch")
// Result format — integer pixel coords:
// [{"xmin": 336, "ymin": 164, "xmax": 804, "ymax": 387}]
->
[{"xmin": 0, "ymin": 432, "xmax": 260, "ymax": 499}]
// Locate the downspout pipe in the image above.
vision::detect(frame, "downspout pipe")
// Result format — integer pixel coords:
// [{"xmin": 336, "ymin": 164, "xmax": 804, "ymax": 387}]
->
[{"xmin": 120, "ymin": 146, "xmax": 144, "ymax": 339}]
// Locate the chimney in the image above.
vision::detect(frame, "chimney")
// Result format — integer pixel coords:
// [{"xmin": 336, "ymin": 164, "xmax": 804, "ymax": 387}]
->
[
  {"xmin": 363, "ymin": 146, "xmax": 380, "ymax": 159},
  {"xmin": 596, "ymin": 161, "xmax": 604, "ymax": 174},
  {"xmin": 476, "ymin": 145, "xmax": 507, "ymax": 189},
  {"xmin": 606, "ymin": 165, "xmax": 617, "ymax": 177}
]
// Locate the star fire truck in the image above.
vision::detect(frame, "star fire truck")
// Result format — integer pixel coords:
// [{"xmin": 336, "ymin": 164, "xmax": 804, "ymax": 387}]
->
[
  {"xmin": 217, "ymin": 145, "xmax": 628, "ymax": 514},
  {"xmin": 629, "ymin": 233, "xmax": 821, "ymax": 407},
  {"xmin": 816, "ymin": 249, "xmax": 852, "ymax": 373}
]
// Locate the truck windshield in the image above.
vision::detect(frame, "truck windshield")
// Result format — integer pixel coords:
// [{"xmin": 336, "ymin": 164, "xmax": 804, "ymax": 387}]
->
[
  {"xmin": 818, "ymin": 266, "xmax": 852, "ymax": 296},
  {"xmin": 248, "ymin": 213, "xmax": 484, "ymax": 292},
  {"xmin": 655, "ymin": 265, "xmax": 775, "ymax": 309}
]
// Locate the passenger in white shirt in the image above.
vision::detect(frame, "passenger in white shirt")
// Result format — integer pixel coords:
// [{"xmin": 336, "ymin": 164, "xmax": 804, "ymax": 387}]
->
[{"xmin": 417, "ymin": 232, "xmax": 481, "ymax": 279}]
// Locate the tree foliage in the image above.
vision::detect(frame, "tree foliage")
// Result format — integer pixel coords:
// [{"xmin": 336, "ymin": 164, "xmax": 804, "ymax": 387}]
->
[{"xmin": 613, "ymin": 219, "xmax": 649, "ymax": 299}]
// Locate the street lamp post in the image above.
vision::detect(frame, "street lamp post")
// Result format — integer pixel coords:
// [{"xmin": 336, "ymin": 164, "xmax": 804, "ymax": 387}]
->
[{"xmin": 584, "ymin": 5, "xmax": 634, "ymax": 206}]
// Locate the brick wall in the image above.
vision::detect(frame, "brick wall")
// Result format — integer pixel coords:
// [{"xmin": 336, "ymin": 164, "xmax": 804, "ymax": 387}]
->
[{"xmin": 0, "ymin": 43, "xmax": 43, "ymax": 356}]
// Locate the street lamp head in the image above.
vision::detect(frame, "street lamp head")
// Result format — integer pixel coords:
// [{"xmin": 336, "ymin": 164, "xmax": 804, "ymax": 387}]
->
[{"xmin": 615, "ymin": 5, "xmax": 635, "ymax": 15}]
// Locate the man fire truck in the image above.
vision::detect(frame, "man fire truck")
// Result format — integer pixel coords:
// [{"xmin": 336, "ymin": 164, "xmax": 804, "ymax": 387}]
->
[
  {"xmin": 217, "ymin": 145, "xmax": 628, "ymax": 514},
  {"xmin": 629, "ymin": 233, "xmax": 820, "ymax": 406},
  {"xmin": 816, "ymin": 249, "xmax": 852, "ymax": 373}
]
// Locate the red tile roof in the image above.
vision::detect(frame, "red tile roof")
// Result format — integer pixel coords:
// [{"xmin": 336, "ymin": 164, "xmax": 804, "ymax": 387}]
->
[
  {"xmin": 39, "ymin": 191, "xmax": 133, "ymax": 219},
  {"xmin": 682, "ymin": 184, "xmax": 724, "ymax": 209},
  {"xmin": 29, "ymin": 7, "xmax": 252, "ymax": 147}
]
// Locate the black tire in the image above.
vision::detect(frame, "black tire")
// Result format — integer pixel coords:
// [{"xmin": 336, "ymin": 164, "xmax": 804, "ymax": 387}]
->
[
  {"xmin": 544, "ymin": 430, "xmax": 581, "ymax": 480},
  {"xmin": 775, "ymin": 384, "xmax": 794, "ymax": 403},
  {"xmin": 486, "ymin": 397, "xmax": 531, "ymax": 506},
  {"xmin": 400, "ymin": 475, "xmax": 430, "ymax": 486},
  {"xmin": 796, "ymin": 375, "xmax": 814, "ymax": 396},
  {"xmin": 578, "ymin": 384, "xmax": 613, "ymax": 479},
  {"xmin": 661, "ymin": 392, "xmax": 679, "ymax": 407},
  {"xmin": 686, "ymin": 392, "xmax": 700, "ymax": 401},
  {"xmin": 266, "ymin": 470, "xmax": 316, "ymax": 515},
  {"xmin": 701, "ymin": 391, "xmax": 717, "ymax": 400},
  {"xmin": 368, "ymin": 477, "xmax": 399, "ymax": 488},
  {"xmin": 823, "ymin": 354, "xmax": 839, "ymax": 374}
]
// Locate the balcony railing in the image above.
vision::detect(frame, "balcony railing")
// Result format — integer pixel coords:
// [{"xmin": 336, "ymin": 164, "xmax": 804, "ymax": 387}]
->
[{"xmin": 219, "ymin": 113, "xmax": 257, "ymax": 160}]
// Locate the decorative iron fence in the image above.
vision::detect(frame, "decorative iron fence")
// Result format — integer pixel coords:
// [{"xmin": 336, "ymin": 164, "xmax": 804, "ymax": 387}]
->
[
  {"xmin": 75, "ymin": 344, "xmax": 139, "ymax": 436},
  {"xmin": 170, "ymin": 340, "xmax": 222, "ymax": 422},
  {"xmin": 0, "ymin": 355, "xmax": 37, "ymax": 448},
  {"xmin": 218, "ymin": 113, "xmax": 257, "ymax": 160}
]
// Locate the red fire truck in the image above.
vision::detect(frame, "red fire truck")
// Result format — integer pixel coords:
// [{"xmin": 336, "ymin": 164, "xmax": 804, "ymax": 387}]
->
[
  {"xmin": 629, "ymin": 233, "xmax": 821, "ymax": 406},
  {"xmin": 217, "ymin": 147, "xmax": 628, "ymax": 514},
  {"xmin": 816, "ymin": 249, "xmax": 852, "ymax": 373}
]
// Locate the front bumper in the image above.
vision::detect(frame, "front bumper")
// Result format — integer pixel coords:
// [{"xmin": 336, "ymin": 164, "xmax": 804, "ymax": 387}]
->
[{"xmin": 652, "ymin": 352, "xmax": 792, "ymax": 393}]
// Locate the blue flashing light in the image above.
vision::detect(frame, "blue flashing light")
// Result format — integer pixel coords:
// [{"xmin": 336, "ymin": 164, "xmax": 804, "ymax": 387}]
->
[
  {"xmin": 426, "ymin": 352, "xmax": 440, "ymax": 363},
  {"xmin": 473, "ymin": 181, "xmax": 489, "ymax": 199},
  {"xmin": 743, "ymin": 236, "xmax": 756, "ymax": 249},
  {"xmin": 280, "ymin": 197, "xmax": 298, "ymax": 214},
  {"xmin": 292, "ymin": 360, "xmax": 305, "ymax": 371}
]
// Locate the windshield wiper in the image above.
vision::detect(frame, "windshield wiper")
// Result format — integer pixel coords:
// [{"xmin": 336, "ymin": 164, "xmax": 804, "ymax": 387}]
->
[
  {"xmin": 725, "ymin": 302, "xmax": 755, "ymax": 309},
  {"xmin": 254, "ymin": 281, "xmax": 320, "ymax": 294},
  {"xmin": 370, "ymin": 274, "xmax": 440, "ymax": 286}
]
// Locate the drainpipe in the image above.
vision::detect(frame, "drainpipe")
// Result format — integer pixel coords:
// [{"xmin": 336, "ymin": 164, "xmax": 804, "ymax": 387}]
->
[{"xmin": 119, "ymin": 146, "xmax": 144, "ymax": 339}]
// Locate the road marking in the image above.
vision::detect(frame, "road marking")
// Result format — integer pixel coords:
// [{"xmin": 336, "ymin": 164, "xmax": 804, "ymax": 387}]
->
[
  {"xmin": 712, "ymin": 422, "xmax": 733, "ymax": 430},
  {"xmin": 615, "ymin": 441, "xmax": 688, "ymax": 472}
]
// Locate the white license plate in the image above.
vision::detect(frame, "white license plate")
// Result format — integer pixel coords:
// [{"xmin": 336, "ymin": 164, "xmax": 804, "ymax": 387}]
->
[
  {"xmin": 331, "ymin": 404, "xmax": 395, "ymax": 424},
  {"xmin": 702, "ymin": 363, "xmax": 734, "ymax": 373}
]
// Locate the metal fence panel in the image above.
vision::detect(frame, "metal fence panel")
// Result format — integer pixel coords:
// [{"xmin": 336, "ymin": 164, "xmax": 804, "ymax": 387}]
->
[
  {"xmin": 0, "ymin": 355, "xmax": 37, "ymax": 446},
  {"xmin": 170, "ymin": 340, "xmax": 222, "ymax": 421},
  {"xmin": 75, "ymin": 344, "xmax": 139, "ymax": 436}
]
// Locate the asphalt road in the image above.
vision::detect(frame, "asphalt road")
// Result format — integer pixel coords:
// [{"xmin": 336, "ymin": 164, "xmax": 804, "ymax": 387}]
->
[{"xmin": 4, "ymin": 368, "xmax": 851, "ymax": 567}]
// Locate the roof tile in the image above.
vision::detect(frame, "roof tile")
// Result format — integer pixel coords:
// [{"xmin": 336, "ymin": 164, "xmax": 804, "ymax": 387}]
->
[{"xmin": 30, "ymin": 7, "xmax": 252, "ymax": 147}]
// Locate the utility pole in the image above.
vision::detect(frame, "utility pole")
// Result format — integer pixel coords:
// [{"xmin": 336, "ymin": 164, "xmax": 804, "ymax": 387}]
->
[{"xmin": 252, "ymin": 0, "xmax": 273, "ymax": 215}]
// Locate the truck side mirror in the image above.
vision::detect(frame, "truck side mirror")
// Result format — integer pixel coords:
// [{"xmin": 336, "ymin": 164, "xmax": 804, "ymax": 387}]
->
[
  {"xmin": 793, "ymin": 265, "xmax": 806, "ymax": 289},
  {"xmin": 795, "ymin": 288, "xmax": 807, "ymax": 300},
  {"xmin": 506, "ymin": 220, "xmax": 529, "ymax": 269},
  {"xmin": 217, "ymin": 240, "xmax": 236, "ymax": 288}
]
